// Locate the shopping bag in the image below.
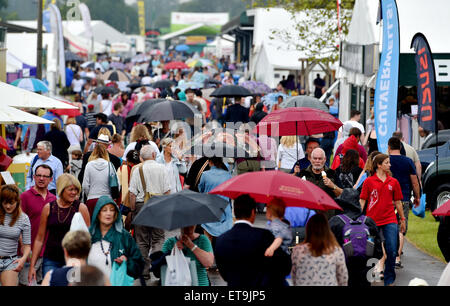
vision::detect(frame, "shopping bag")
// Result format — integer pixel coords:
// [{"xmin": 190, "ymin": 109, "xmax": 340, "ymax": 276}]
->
[
  {"xmin": 161, "ymin": 258, "xmax": 198, "ymax": 286},
  {"xmin": 163, "ymin": 246, "xmax": 192, "ymax": 286},
  {"xmin": 70, "ymin": 212, "xmax": 89, "ymax": 232},
  {"xmin": 110, "ymin": 261, "xmax": 135, "ymax": 286},
  {"xmin": 412, "ymin": 194, "xmax": 426, "ymax": 218}
]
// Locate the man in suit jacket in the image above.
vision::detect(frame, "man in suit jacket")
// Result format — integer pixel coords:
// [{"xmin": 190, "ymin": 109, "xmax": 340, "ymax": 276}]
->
[{"xmin": 215, "ymin": 195, "xmax": 292, "ymax": 286}]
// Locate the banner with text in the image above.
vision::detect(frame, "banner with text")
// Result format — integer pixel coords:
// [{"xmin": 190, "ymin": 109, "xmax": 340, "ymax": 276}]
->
[
  {"xmin": 374, "ymin": 0, "xmax": 400, "ymax": 153},
  {"xmin": 411, "ymin": 33, "xmax": 436, "ymax": 133},
  {"xmin": 138, "ymin": 0, "xmax": 146, "ymax": 37}
]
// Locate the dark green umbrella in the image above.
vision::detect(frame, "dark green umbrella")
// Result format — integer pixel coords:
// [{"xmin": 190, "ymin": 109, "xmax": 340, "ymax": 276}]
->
[{"xmin": 132, "ymin": 190, "xmax": 229, "ymax": 231}]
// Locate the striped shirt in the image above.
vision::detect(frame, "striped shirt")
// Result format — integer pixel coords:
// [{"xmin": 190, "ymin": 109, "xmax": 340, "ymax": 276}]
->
[{"xmin": 0, "ymin": 213, "xmax": 31, "ymax": 256}]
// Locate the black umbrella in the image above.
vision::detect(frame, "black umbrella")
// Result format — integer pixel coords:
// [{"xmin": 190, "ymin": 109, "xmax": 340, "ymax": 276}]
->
[
  {"xmin": 210, "ymin": 85, "xmax": 252, "ymax": 97},
  {"xmin": 152, "ymin": 79, "xmax": 176, "ymax": 89},
  {"xmin": 126, "ymin": 99, "xmax": 166, "ymax": 120},
  {"xmin": 94, "ymin": 86, "xmax": 120, "ymax": 95},
  {"xmin": 127, "ymin": 82, "xmax": 143, "ymax": 90},
  {"xmin": 137, "ymin": 100, "xmax": 200, "ymax": 122},
  {"xmin": 132, "ymin": 190, "xmax": 229, "ymax": 231},
  {"xmin": 102, "ymin": 70, "xmax": 131, "ymax": 82}
]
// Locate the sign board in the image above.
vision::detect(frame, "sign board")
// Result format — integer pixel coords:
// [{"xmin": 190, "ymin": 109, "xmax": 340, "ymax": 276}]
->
[
  {"xmin": 171, "ymin": 12, "xmax": 229, "ymax": 33},
  {"xmin": 1, "ymin": 171, "xmax": 15, "ymax": 185},
  {"xmin": 340, "ymin": 42, "xmax": 379, "ymax": 76}
]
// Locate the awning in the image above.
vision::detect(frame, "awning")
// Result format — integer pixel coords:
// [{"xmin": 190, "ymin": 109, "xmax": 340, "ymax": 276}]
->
[
  {"xmin": 0, "ymin": 82, "xmax": 78, "ymax": 110},
  {"xmin": 0, "ymin": 105, "xmax": 54, "ymax": 124}
]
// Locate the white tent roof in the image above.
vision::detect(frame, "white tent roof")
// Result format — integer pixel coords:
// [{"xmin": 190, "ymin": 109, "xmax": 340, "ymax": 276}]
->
[
  {"xmin": 0, "ymin": 82, "xmax": 78, "ymax": 110},
  {"xmin": 0, "ymin": 105, "xmax": 53, "ymax": 124},
  {"xmin": 344, "ymin": 0, "xmax": 450, "ymax": 53},
  {"xmin": 63, "ymin": 20, "xmax": 130, "ymax": 45},
  {"xmin": 258, "ymin": 41, "xmax": 303, "ymax": 70}
]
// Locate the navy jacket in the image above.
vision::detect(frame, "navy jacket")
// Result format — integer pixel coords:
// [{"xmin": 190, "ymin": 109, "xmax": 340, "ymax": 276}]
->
[{"xmin": 215, "ymin": 223, "xmax": 292, "ymax": 287}]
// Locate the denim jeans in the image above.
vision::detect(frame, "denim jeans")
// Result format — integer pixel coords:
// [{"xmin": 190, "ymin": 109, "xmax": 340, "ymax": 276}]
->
[
  {"xmin": 42, "ymin": 257, "xmax": 64, "ymax": 277},
  {"xmin": 379, "ymin": 223, "xmax": 398, "ymax": 286}
]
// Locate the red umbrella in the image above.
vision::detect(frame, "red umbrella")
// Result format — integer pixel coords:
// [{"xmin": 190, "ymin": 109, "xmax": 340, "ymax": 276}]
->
[
  {"xmin": 0, "ymin": 136, "xmax": 9, "ymax": 150},
  {"xmin": 432, "ymin": 199, "xmax": 450, "ymax": 217},
  {"xmin": 254, "ymin": 107, "xmax": 343, "ymax": 136},
  {"xmin": 210, "ymin": 171, "xmax": 342, "ymax": 211},
  {"xmin": 50, "ymin": 101, "xmax": 82, "ymax": 117},
  {"xmin": 164, "ymin": 61, "xmax": 189, "ymax": 70}
]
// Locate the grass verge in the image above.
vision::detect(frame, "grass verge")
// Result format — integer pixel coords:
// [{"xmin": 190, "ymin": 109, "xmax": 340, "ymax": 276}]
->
[{"xmin": 406, "ymin": 210, "xmax": 445, "ymax": 263}]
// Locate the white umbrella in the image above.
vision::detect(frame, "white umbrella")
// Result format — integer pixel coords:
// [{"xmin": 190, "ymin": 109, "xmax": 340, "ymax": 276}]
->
[
  {"xmin": 0, "ymin": 105, "xmax": 54, "ymax": 124},
  {"xmin": 0, "ymin": 82, "xmax": 78, "ymax": 110}
]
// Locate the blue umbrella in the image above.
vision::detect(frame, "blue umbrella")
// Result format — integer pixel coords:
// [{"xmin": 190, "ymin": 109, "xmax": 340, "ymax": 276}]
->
[
  {"xmin": 175, "ymin": 44, "xmax": 189, "ymax": 52},
  {"xmin": 10, "ymin": 78, "xmax": 49, "ymax": 93}
]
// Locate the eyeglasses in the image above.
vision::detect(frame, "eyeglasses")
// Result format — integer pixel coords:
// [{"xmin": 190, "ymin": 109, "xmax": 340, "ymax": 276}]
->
[{"xmin": 34, "ymin": 174, "xmax": 51, "ymax": 179}]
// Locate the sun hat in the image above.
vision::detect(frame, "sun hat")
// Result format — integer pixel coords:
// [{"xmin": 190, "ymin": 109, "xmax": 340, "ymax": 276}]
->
[{"xmin": 95, "ymin": 134, "xmax": 111, "ymax": 144}]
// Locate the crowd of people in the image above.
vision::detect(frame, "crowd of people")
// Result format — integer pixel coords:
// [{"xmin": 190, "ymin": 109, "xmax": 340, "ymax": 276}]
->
[{"xmin": 0, "ymin": 49, "xmax": 449, "ymax": 287}]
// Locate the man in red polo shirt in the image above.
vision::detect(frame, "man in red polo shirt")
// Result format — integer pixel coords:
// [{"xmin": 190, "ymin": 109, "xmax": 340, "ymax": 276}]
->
[
  {"xmin": 19, "ymin": 164, "xmax": 56, "ymax": 285},
  {"xmin": 359, "ymin": 154, "xmax": 406, "ymax": 286}
]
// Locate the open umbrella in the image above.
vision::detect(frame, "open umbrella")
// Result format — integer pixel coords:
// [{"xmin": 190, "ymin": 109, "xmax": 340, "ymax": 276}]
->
[
  {"xmin": 94, "ymin": 86, "xmax": 120, "ymax": 95},
  {"xmin": 102, "ymin": 70, "xmax": 131, "ymax": 82},
  {"xmin": 132, "ymin": 190, "xmax": 229, "ymax": 230},
  {"xmin": 110, "ymin": 62, "xmax": 126, "ymax": 70},
  {"xmin": 183, "ymin": 127, "xmax": 260, "ymax": 158},
  {"xmin": 164, "ymin": 61, "xmax": 189, "ymax": 70},
  {"xmin": 254, "ymin": 107, "xmax": 343, "ymax": 137},
  {"xmin": 432, "ymin": 199, "xmax": 450, "ymax": 217},
  {"xmin": 137, "ymin": 100, "xmax": 200, "ymax": 123},
  {"xmin": 175, "ymin": 44, "xmax": 190, "ymax": 52},
  {"xmin": 280, "ymin": 95, "xmax": 329, "ymax": 112},
  {"xmin": 261, "ymin": 92, "xmax": 288, "ymax": 111},
  {"xmin": 126, "ymin": 98, "xmax": 166, "ymax": 121},
  {"xmin": 152, "ymin": 79, "xmax": 176, "ymax": 89},
  {"xmin": 210, "ymin": 171, "xmax": 342, "ymax": 211},
  {"xmin": 65, "ymin": 51, "xmax": 83, "ymax": 62},
  {"xmin": 11, "ymin": 78, "xmax": 49, "ymax": 93},
  {"xmin": 210, "ymin": 85, "xmax": 252, "ymax": 98},
  {"xmin": 241, "ymin": 81, "xmax": 272, "ymax": 95}
]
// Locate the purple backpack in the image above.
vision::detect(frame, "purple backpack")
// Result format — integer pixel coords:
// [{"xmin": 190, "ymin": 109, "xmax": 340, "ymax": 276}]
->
[{"xmin": 337, "ymin": 214, "xmax": 374, "ymax": 258}]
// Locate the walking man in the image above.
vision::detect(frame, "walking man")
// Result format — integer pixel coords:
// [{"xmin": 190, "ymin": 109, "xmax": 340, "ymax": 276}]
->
[
  {"xmin": 19, "ymin": 164, "xmax": 57, "ymax": 285},
  {"xmin": 129, "ymin": 145, "xmax": 170, "ymax": 280},
  {"xmin": 387, "ymin": 137, "xmax": 421, "ymax": 268},
  {"xmin": 25, "ymin": 141, "xmax": 64, "ymax": 195}
]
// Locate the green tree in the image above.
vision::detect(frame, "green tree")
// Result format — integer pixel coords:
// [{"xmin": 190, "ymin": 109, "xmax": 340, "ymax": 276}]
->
[
  {"xmin": 177, "ymin": 0, "xmax": 251, "ymax": 19},
  {"xmin": 252, "ymin": 0, "xmax": 355, "ymax": 65}
]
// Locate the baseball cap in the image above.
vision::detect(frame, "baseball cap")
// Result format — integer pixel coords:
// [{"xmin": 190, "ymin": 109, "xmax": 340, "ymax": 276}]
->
[{"xmin": 88, "ymin": 104, "xmax": 94, "ymax": 110}]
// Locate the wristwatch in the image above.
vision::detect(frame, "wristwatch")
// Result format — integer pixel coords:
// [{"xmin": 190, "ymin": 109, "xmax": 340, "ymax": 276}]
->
[
  {"xmin": 191, "ymin": 245, "xmax": 198, "ymax": 252},
  {"xmin": 333, "ymin": 184, "xmax": 337, "ymax": 190}
]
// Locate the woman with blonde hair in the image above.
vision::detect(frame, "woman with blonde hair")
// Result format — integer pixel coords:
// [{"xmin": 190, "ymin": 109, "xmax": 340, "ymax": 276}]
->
[
  {"xmin": 65, "ymin": 117, "xmax": 83, "ymax": 147},
  {"xmin": 291, "ymin": 213, "xmax": 348, "ymax": 286},
  {"xmin": 276, "ymin": 136, "xmax": 305, "ymax": 173},
  {"xmin": 83, "ymin": 143, "xmax": 116, "ymax": 216},
  {"xmin": 0, "ymin": 185, "xmax": 31, "ymax": 286},
  {"xmin": 122, "ymin": 124, "xmax": 160, "ymax": 160},
  {"xmin": 28, "ymin": 174, "xmax": 90, "ymax": 284},
  {"xmin": 156, "ymin": 138, "xmax": 187, "ymax": 194}
]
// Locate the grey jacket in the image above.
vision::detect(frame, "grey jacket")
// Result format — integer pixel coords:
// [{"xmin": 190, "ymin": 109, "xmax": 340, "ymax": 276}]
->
[
  {"xmin": 155, "ymin": 154, "xmax": 187, "ymax": 193},
  {"xmin": 82, "ymin": 158, "xmax": 115, "ymax": 200}
]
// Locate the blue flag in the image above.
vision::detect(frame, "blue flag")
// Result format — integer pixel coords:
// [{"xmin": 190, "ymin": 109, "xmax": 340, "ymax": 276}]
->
[{"xmin": 374, "ymin": 0, "xmax": 400, "ymax": 153}]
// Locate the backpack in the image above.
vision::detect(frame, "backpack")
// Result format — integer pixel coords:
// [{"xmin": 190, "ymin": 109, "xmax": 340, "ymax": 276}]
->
[{"xmin": 337, "ymin": 214, "xmax": 374, "ymax": 259}]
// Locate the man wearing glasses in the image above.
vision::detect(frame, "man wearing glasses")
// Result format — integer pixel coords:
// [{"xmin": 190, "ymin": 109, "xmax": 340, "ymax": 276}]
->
[
  {"xmin": 25, "ymin": 141, "xmax": 64, "ymax": 195},
  {"xmin": 19, "ymin": 164, "xmax": 57, "ymax": 286}
]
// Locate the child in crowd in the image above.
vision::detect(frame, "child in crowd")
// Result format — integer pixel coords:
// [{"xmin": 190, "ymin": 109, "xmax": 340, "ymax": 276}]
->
[
  {"xmin": 265, "ymin": 198, "xmax": 292, "ymax": 256},
  {"xmin": 67, "ymin": 145, "xmax": 83, "ymax": 178}
]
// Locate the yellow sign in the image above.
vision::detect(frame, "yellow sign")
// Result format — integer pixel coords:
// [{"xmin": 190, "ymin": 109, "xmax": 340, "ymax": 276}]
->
[
  {"xmin": 186, "ymin": 36, "xmax": 207, "ymax": 45},
  {"xmin": 138, "ymin": 0, "xmax": 146, "ymax": 37}
]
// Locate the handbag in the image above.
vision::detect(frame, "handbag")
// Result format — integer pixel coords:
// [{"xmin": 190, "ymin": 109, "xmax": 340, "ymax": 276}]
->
[
  {"xmin": 108, "ymin": 162, "xmax": 120, "ymax": 199},
  {"xmin": 69, "ymin": 212, "xmax": 89, "ymax": 232},
  {"xmin": 110, "ymin": 262, "xmax": 135, "ymax": 286},
  {"xmin": 412, "ymin": 193, "xmax": 426, "ymax": 218},
  {"xmin": 163, "ymin": 246, "xmax": 193, "ymax": 286}
]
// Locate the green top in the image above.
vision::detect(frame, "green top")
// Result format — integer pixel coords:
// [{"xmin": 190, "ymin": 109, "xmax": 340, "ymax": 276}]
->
[{"xmin": 162, "ymin": 235, "xmax": 213, "ymax": 286}]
